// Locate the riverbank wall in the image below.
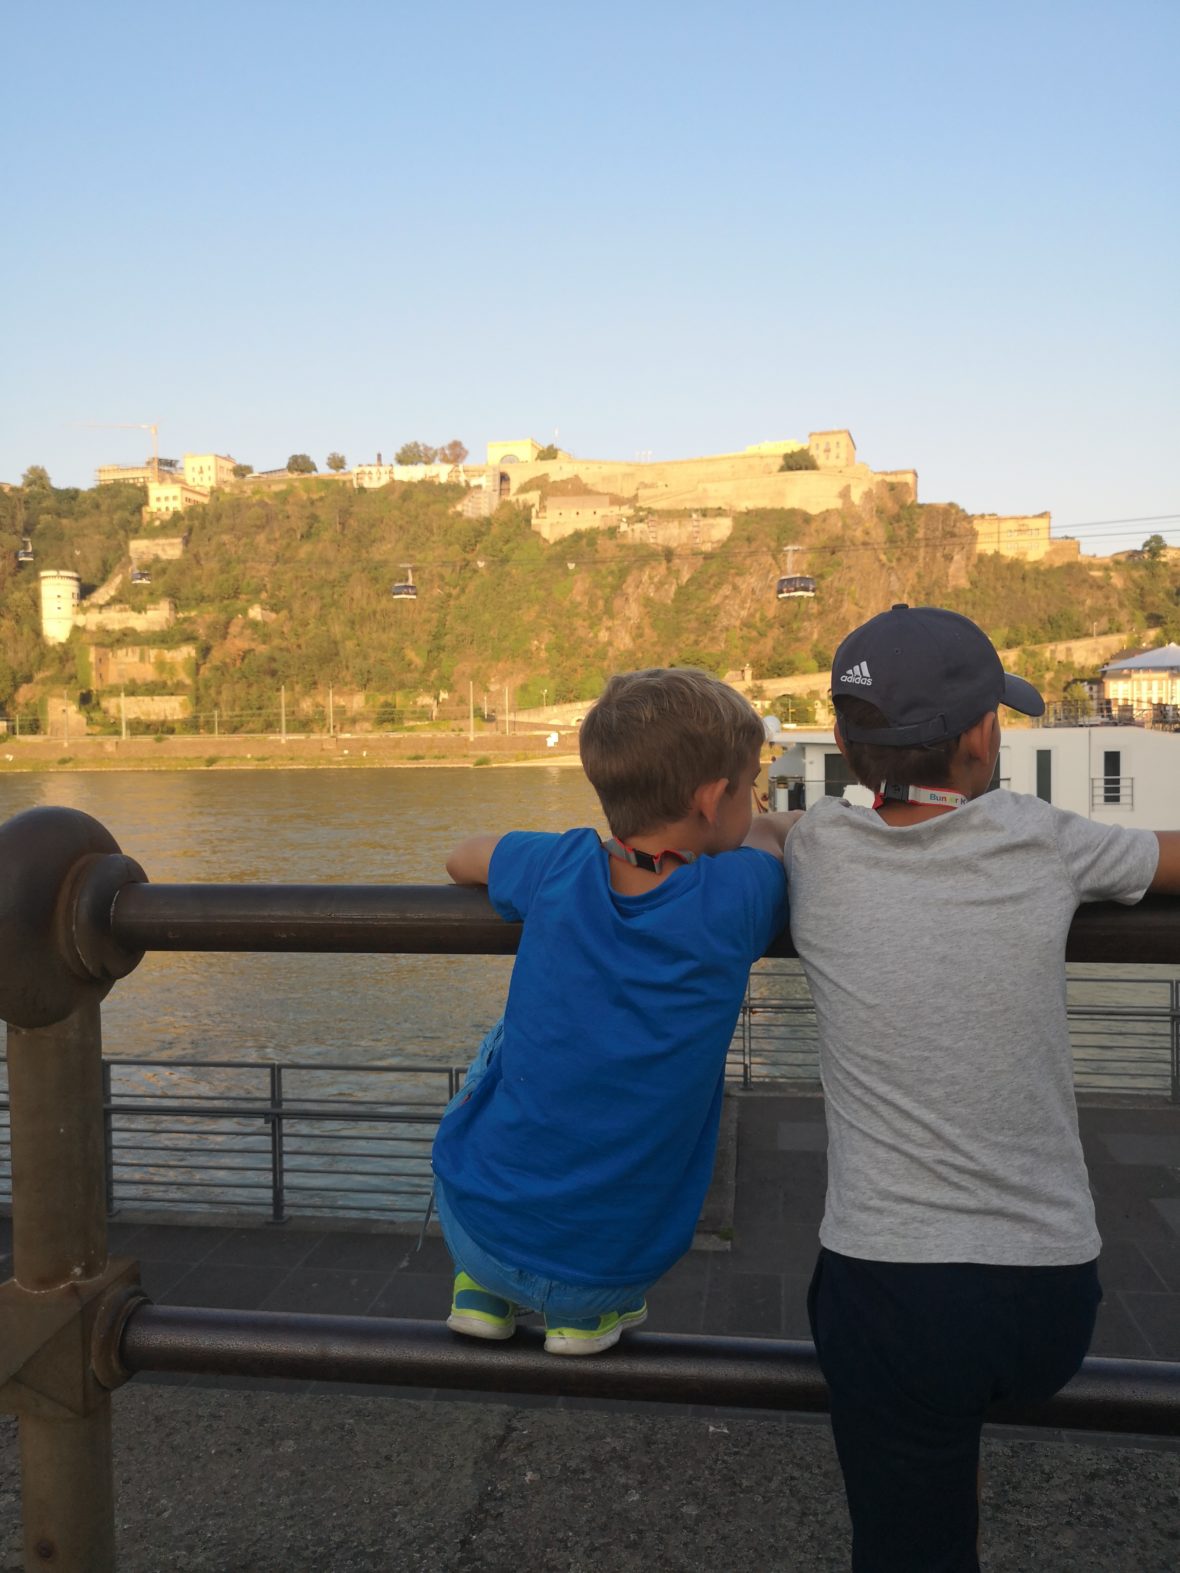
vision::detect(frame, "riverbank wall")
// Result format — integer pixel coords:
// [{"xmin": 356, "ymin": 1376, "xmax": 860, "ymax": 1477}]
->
[{"xmin": 0, "ymin": 730, "xmax": 584, "ymax": 772}]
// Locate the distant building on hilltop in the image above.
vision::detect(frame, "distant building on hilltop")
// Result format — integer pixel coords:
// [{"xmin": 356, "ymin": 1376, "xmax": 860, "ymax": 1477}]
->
[
  {"xmin": 97, "ymin": 463, "xmax": 155, "ymax": 487},
  {"xmin": 972, "ymin": 513, "xmax": 1079, "ymax": 563},
  {"xmin": 98, "ymin": 451, "xmax": 237, "ymax": 516},
  {"xmin": 146, "ymin": 478, "xmax": 210, "ymax": 517},
  {"xmin": 487, "ymin": 438, "xmax": 545, "ymax": 466},
  {"xmin": 353, "ymin": 459, "xmax": 465, "ymax": 489},
  {"xmin": 808, "ymin": 430, "xmax": 856, "ymax": 468},
  {"xmin": 183, "ymin": 453, "xmax": 236, "ymax": 490}
]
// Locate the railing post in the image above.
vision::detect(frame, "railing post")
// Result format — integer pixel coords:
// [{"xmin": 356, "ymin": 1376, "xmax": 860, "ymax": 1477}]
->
[
  {"xmin": 269, "ymin": 1063, "xmax": 287, "ymax": 1224},
  {"xmin": 7, "ymin": 1000, "xmax": 116, "ymax": 1571},
  {"xmin": 742, "ymin": 980, "xmax": 753, "ymax": 1090},
  {"xmin": 102, "ymin": 1059, "xmax": 117, "ymax": 1218},
  {"xmin": 1172, "ymin": 979, "xmax": 1179, "ymax": 1106},
  {"xmin": 0, "ymin": 806, "xmax": 150, "ymax": 1573}
]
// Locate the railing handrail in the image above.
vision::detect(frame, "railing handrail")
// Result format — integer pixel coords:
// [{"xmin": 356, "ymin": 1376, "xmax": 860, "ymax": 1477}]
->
[{"xmin": 107, "ymin": 881, "xmax": 1180, "ymax": 965}]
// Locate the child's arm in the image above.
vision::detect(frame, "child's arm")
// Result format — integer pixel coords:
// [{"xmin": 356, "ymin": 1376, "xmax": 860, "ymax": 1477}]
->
[
  {"xmin": 446, "ymin": 834, "xmax": 502, "ymax": 886},
  {"xmin": 1151, "ymin": 833, "xmax": 1180, "ymax": 893},
  {"xmin": 743, "ymin": 809, "xmax": 803, "ymax": 857}
]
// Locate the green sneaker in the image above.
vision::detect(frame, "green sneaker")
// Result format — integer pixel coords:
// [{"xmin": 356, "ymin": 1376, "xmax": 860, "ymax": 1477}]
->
[
  {"xmin": 447, "ymin": 1271, "xmax": 516, "ymax": 1340},
  {"xmin": 543, "ymin": 1301, "xmax": 648, "ymax": 1356}
]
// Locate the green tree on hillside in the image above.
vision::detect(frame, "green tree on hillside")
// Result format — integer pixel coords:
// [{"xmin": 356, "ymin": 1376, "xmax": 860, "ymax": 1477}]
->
[
  {"xmin": 779, "ymin": 450, "xmax": 818, "ymax": 472},
  {"xmin": 21, "ymin": 465, "xmax": 51, "ymax": 490},
  {"xmin": 325, "ymin": 452, "xmax": 347, "ymax": 472},
  {"xmin": 286, "ymin": 454, "xmax": 317, "ymax": 474},
  {"xmin": 395, "ymin": 442, "xmax": 437, "ymax": 465},
  {"xmin": 536, "ymin": 444, "xmax": 561, "ymax": 461},
  {"xmin": 1142, "ymin": 534, "xmax": 1167, "ymax": 562},
  {"xmin": 438, "ymin": 440, "xmax": 468, "ymax": 465},
  {"xmin": 232, "ymin": 464, "xmax": 253, "ymax": 479}
]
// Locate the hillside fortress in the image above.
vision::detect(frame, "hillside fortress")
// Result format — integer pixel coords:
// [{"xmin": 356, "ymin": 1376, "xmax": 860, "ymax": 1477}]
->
[
  {"xmin": 93, "ymin": 430, "xmax": 1079, "ymax": 566},
  {"xmin": 489, "ymin": 429, "xmax": 917, "ymax": 519},
  {"xmin": 480, "ymin": 432, "xmax": 1078, "ymax": 563}
]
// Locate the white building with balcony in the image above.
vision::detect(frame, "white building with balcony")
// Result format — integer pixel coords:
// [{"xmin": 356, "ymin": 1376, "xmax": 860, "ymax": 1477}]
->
[
  {"xmin": 767, "ymin": 723, "xmax": 1180, "ymax": 830},
  {"xmin": 1102, "ymin": 645, "xmax": 1180, "ymax": 713}
]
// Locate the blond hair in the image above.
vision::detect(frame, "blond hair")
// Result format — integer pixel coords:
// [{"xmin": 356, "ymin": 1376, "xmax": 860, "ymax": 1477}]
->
[{"xmin": 579, "ymin": 668, "xmax": 765, "ymax": 839}]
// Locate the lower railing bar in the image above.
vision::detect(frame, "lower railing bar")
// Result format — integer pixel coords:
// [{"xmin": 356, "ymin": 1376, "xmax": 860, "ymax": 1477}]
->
[
  {"xmin": 108, "ymin": 1176, "xmax": 276, "ymax": 1192},
  {"xmin": 107, "ymin": 1057, "xmax": 461, "ymax": 1077},
  {"xmin": 111, "ymin": 1160, "xmax": 274, "ymax": 1177},
  {"xmin": 119, "ymin": 1306, "xmax": 1180, "ymax": 1436},
  {"xmin": 106, "ymin": 1101, "xmax": 446, "ymax": 1126},
  {"xmin": 106, "ymin": 1101, "xmax": 441, "ymax": 1123}
]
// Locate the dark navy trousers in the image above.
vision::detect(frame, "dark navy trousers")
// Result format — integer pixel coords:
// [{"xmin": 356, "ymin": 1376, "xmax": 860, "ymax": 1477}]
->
[{"xmin": 808, "ymin": 1248, "xmax": 1101, "ymax": 1573}]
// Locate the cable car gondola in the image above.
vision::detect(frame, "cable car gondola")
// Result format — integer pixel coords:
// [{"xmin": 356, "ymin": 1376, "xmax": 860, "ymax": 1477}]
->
[
  {"xmin": 16, "ymin": 538, "xmax": 34, "ymax": 565},
  {"xmin": 775, "ymin": 543, "xmax": 815, "ymax": 601},
  {"xmin": 391, "ymin": 564, "xmax": 417, "ymax": 600},
  {"xmin": 776, "ymin": 574, "xmax": 816, "ymax": 600}
]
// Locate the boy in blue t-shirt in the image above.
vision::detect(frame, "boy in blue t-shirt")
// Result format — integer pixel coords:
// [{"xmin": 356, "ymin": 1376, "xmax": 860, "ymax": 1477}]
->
[{"xmin": 432, "ymin": 667, "xmax": 794, "ymax": 1355}]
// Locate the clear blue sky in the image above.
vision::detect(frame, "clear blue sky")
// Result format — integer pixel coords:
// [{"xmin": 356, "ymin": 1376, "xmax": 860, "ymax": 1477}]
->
[{"xmin": 3, "ymin": 0, "xmax": 1176, "ymax": 555}]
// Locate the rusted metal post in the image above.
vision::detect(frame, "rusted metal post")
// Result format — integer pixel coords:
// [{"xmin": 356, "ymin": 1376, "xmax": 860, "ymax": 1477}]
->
[
  {"xmin": 0, "ymin": 806, "xmax": 150, "ymax": 1573},
  {"xmin": 9, "ymin": 1000, "xmax": 114, "ymax": 1570}
]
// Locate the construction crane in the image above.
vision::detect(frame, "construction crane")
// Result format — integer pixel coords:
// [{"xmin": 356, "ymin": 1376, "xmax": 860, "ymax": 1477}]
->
[{"xmin": 82, "ymin": 421, "xmax": 162, "ymax": 483}]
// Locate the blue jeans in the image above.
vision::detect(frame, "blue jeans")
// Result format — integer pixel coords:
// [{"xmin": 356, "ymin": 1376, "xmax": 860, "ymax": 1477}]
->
[{"xmin": 435, "ymin": 1177, "xmax": 651, "ymax": 1322}]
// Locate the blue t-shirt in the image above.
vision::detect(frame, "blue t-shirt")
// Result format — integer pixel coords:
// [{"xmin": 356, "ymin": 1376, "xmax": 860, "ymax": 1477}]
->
[{"xmin": 432, "ymin": 828, "xmax": 788, "ymax": 1286}]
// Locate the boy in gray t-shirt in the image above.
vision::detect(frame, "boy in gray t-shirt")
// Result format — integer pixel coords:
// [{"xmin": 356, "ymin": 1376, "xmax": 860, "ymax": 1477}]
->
[{"xmin": 785, "ymin": 604, "xmax": 1179, "ymax": 1573}]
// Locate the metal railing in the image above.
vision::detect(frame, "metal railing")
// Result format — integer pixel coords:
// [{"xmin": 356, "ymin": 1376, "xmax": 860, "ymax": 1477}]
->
[
  {"xmin": 1039, "ymin": 700, "xmax": 1180, "ymax": 731},
  {"xmin": 1090, "ymin": 774, "xmax": 1135, "ymax": 809},
  {"xmin": 1, "ymin": 802, "xmax": 1179, "ymax": 1571},
  {"xmin": 734, "ymin": 964, "xmax": 1180, "ymax": 1101},
  {"xmin": 102, "ymin": 1058, "xmax": 456, "ymax": 1223},
  {"xmin": 0, "ymin": 968, "xmax": 1174, "ymax": 1226}
]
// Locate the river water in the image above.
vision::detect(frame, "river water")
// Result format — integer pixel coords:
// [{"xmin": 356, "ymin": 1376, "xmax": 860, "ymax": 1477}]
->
[{"xmin": 0, "ymin": 768, "xmax": 603, "ymax": 1070}]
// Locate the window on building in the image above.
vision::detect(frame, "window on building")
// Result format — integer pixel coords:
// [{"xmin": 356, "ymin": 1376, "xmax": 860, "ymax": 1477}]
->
[
  {"xmin": 1103, "ymin": 749, "xmax": 1121, "ymax": 804},
  {"xmin": 1035, "ymin": 750, "xmax": 1052, "ymax": 803},
  {"xmin": 824, "ymin": 752, "xmax": 858, "ymax": 798}
]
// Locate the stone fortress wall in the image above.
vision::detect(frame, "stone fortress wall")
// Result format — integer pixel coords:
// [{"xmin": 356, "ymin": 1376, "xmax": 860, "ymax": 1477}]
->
[
  {"xmin": 74, "ymin": 602, "xmax": 176, "ymax": 635},
  {"xmin": 89, "ymin": 644, "xmax": 197, "ymax": 688},
  {"xmin": 129, "ymin": 536, "xmax": 187, "ymax": 567},
  {"xmin": 501, "ymin": 431, "xmax": 920, "ymax": 525},
  {"xmin": 490, "ymin": 432, "xmax": 1074, "ymax": 565}
]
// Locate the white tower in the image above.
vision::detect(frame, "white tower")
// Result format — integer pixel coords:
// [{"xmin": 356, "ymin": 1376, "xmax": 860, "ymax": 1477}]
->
[{"xmin": 39, "ymin": 571, "xmax": 81, "ymax": 644}]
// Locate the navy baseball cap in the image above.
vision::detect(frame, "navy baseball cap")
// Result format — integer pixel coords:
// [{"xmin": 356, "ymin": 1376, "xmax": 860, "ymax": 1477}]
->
[{"xmin": 831, "ymin": 604, "xmax": 1044, "ymax": 746}]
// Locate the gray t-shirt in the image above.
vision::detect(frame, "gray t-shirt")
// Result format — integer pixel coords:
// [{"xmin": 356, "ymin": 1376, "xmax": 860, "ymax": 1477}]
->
[{"xmin": 784, "ymin": 791, "xmax": 1159, "ymax": 1265}]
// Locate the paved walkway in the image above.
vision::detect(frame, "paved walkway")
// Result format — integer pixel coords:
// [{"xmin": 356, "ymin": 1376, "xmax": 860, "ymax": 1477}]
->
[{"xmin": 2, "ymin": 1092, "xmax": 1179, "ymax": 1570}]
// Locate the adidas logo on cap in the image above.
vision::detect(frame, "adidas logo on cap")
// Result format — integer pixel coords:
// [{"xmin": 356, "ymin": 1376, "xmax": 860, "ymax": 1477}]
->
[{"xmin": 839, "ymin": 660, "xmax": 873, "ymax": 686}]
